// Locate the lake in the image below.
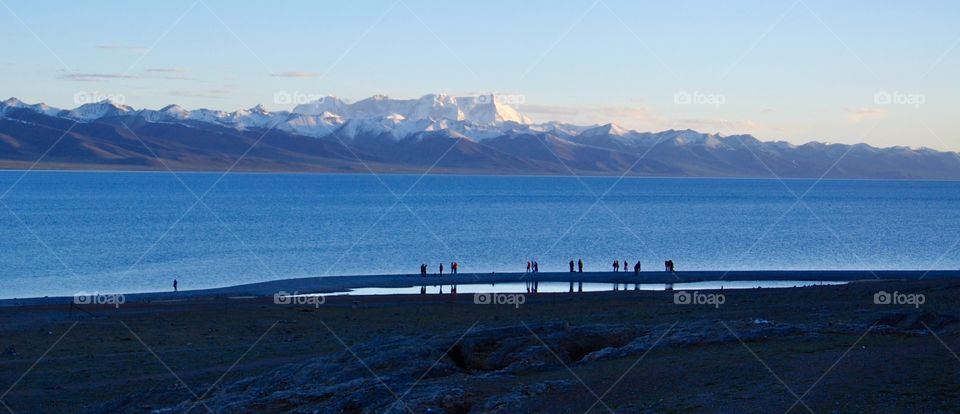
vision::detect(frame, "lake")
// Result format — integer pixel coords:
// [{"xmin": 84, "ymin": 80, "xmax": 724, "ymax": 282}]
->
[{"xmin": 1, "ymin": 171, "xmax": 957, "ymax": 298}]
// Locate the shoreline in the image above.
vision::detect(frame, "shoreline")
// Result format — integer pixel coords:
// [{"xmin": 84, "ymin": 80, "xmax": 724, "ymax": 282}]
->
[
  {"xmin": 4, "ymin": 269, "xmax": 958, "ymax": 306},
  {"xmin": 2, "ymin": 167, "xmax": 960, "ymax": 182}
]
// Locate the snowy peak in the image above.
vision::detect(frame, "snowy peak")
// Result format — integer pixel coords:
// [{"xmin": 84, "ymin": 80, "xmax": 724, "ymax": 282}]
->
[
  {"xmin": 159, "ymin": 104, "xmax": 187, "ymax": 114},
  {"xmin": 67, "ymin": 100, "xmax": 133, "ymax": 120},
  {"xmin": 409, "ymin": 94, "xmax": 463, "ymax": 121},
  {"xmin": 292, "ymin": 96, "xmax": 350, "ymax": 116},
  {"xmin": 0, "ymin": 97, "xmax": 26, "ymax": 115},
  {"xmin": 221, "ymin": 105, "xmax": 289, "ymax": 129},
  {"xmin": 581, "ymin": 123, "xmax": 628, "ymax": 138},
  {"xmin": 0, "ymin": 97, "xmax": 62, "ymax": 116},
  {"xmin": 2, "ymin": 97, "xmax": 25, "ymax": 108},
  {"xmin": 455, "ymin": 94, "xmax": 530, "ymax": 124}
]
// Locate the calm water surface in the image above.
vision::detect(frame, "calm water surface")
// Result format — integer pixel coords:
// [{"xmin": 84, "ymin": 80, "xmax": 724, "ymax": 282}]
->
[{"xmin": 1, "ymin": 171, "xmax": 957, "ymax": 298}]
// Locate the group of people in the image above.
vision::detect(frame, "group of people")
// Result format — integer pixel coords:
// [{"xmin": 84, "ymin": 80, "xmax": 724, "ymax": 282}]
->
[
  {"xmin": 561, "ymin": 258, "xmax": 674, "ymax": 274},
  {"xmin": 419, "ymin": 262, "xmax": 459, "ymax": 276},
  {"xmin": 526, "ymin": 261, "xmax": 540, "ymax": 273},
  {"xmin": 611, "ymin": 260, "xmax": 642, "ymax": 275},
  {"xmin": 416, "ymin": 258, "xmax": 676, "ymax": 276}
]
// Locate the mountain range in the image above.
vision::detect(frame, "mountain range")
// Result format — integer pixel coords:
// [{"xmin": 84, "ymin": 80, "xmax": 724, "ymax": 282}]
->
[{"xmin": 1, "ymin": 94, "xmax": 959, "ymax": 179}]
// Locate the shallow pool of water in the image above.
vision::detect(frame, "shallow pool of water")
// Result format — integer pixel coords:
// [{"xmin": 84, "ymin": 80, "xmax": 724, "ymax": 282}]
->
[{"xmin": 330, "ymin": 280, "xmax": 846, "ymax": 296}]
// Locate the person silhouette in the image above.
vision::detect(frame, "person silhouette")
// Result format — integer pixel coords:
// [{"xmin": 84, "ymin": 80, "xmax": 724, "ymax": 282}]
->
[
  {"xmin": 578, "ymin": 258, "xmax": 583, "ymax": 273},
  {"xmin": 439, "ymin": 263, "xmax": 444, "ymax": 276},
  {"xmin": 173, "ymin": 279, "xmax": 178, "ymax": 292},
  {"xmin": 569, "ymin": 260, "xmax": 575, "ymax": 272}
]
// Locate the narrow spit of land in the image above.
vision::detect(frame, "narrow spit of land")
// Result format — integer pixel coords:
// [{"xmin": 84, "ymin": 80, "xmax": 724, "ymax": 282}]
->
[{"xmin": 3, "ymin": 269, "xmax": 958, "ymax": 306}]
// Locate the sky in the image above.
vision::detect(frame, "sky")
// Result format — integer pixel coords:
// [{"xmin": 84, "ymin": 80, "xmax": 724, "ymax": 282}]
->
[{"xmin": 0, "ymin": 0, "xmax": 957, "ymax": 150}]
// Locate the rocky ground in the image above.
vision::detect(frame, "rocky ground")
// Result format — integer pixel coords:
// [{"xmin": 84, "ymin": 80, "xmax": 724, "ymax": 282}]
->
[{"xmin": 2, "ymin": 279, "xmax": 960, "ymax": 413}]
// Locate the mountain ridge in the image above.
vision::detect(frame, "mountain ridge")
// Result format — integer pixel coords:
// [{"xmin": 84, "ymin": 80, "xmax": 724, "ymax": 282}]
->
[{"xmin": 1, "ymin": 94, "xmax": 958, "ymax": 179}]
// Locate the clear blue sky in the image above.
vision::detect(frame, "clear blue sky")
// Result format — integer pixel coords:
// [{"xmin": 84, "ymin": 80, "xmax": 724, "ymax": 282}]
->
[{"xmin": 1, "ymin": 0, "xmax": 957, "ymax": 150}]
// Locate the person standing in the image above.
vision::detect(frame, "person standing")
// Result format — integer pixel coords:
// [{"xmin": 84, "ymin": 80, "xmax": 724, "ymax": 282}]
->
[
  {"xmin": 533, "ymin": 261, "xmax": 539, "ymax": 273},
  {"xmin": 613, "ymin": 260, "xmax": 619, "ymax": 272},
  {"xmin": 569, "ymin": 260, "xmax": 575, "ymax": 272},
  {"xmin": 173, "ymin": 279, "xmax": 178, "ymax": 292},
  {"xmin": 439, "ymin": 263, "xmax": 444, "ymax": 276},
  {"xmin": 634, "ymin": 261, "xmax": 641, "ymax": 275},
  {"xmin": 622, "ymin": 260, "xmax": 628, "ymax": 272},
  {"xmin": 452, "ymin": 262, "xmax": 458, "ymax": 274},
  {"xmin": 526, "ymin": 261, "xmax": 531, "ymax": 273},
  {"xmin": 578, "ymin": 258, "xmax": 583, "ymax": 273}
]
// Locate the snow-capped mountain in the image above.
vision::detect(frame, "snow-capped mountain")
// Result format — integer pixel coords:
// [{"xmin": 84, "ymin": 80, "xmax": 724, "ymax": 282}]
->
[
  {"xmin": 66, "ymin": 100, "xmax": 134, "ymax": 120},
  {"xmin": 1, "ymin": 94, "xmax": 959, "ymax": 179},
  {"xmin": 0, "ymin": 98, "xmax": 61, "ymax": 117},
  {"xmin": 0, "ymin": 94, "xmax": 535, "ymax": 140},
  {"xmin": 293, "ymin": 93, "xmax": 530, "ymax": 125}
]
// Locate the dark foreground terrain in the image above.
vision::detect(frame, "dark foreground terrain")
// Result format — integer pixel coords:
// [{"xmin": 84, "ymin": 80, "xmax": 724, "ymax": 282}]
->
[{"xmin": 2, "ymin": 279, "xmax": 960, "ymax": 413}]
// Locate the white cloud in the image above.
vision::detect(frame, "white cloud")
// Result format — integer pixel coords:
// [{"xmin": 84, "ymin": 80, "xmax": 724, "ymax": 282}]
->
[
  {"xmin": 146, "ymin": 67, "xmax": 191, "ymax": 73},
  {"xmin": 59, "ymin": 73, "xmax": 136, "ymax": 81},
  {"xmin": 270, "ymin": 71, "xmax": 319, "ymax": 78}
]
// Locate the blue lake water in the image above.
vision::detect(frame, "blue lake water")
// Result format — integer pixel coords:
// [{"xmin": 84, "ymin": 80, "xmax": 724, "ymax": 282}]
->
[{"xmin": 1, "ymin": 171, "xmax": 958, "ymax": 298}]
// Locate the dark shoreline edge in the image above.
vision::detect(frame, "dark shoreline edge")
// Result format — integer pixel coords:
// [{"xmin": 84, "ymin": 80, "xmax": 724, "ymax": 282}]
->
[{"xmin": 4, "ymin": 269, "xmax": 958, "ymax": 307}]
